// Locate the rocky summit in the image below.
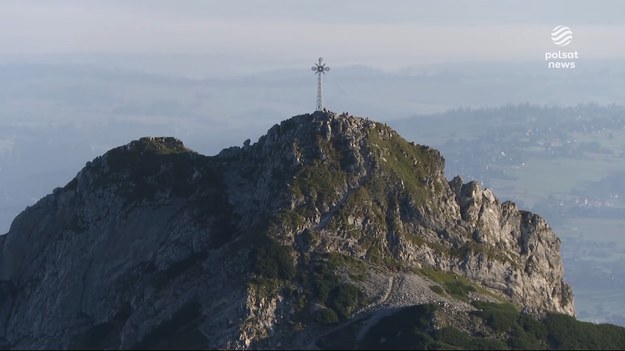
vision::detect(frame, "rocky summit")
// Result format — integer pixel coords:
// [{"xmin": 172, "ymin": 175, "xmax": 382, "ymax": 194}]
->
[{"xmin": 1, "ymin": 111, "xmax": 622, "ymax": 349}]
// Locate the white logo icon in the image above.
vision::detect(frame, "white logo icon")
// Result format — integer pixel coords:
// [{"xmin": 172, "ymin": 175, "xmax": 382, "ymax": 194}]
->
[{"xmin": 551, "ymin": 25, "xmax": 573, "ymax": 46}]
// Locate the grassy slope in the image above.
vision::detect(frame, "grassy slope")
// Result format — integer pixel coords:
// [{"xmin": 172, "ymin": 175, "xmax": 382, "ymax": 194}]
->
[{"xmin": 319, "ymin": 302, "xmax": 625, "ymax": 350}]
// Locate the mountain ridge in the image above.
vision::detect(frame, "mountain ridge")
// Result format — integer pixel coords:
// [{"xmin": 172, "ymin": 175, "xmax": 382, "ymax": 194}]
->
[{"xmin": 0, "ymin": 111, "xmax": 609, "ymax": 349}]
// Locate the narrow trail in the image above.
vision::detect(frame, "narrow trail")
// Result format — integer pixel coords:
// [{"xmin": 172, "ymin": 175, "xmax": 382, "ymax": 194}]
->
[
  {"xmin": 380, "ymin": 275, "xmax": 395, "ymax": 305},
  {"xmin": 353, "ymin": 274, "xmax": 395, "ymax": 316},
  {"xmin": 354, "ymin": 275, "xmax": 400, "ymax": 341},
  {"xmin": 305, "ymin": 274, "xmax": 398, "ymax": 348}
]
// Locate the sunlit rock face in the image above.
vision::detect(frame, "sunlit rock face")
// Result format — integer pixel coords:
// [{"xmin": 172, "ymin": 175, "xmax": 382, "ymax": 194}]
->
[{"xmin": 0, "ymin": 112, "xmax": 573, "ymax": 349}]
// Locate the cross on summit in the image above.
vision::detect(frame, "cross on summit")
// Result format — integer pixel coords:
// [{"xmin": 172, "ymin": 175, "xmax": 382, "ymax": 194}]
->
[{"xmin": 311, "ymin": 57, "xmax": 330, "ymax": 111}]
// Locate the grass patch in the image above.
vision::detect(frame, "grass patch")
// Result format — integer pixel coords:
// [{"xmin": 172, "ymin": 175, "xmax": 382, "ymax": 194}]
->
[
  {"xmin": 472, "ymin": 301, "xmax": 519, "ymax": 333},
  {"xmin": 420, "ymin": 267, "xmax": 476, "ymax": 301},
  {"xmin": 430, "ymin": 285, "xmax": 445, "ymax": 295},
  {"xmin": 366, "ymin": 125, "xmax": 442, "ymax": 204},
  {"xmin": 319, "ymin": 301, "xmax": 625, "ymax": 349},
  {"xmin": 470, "ymin": 301, "xmax": 625, "ymax": 349},
  {"xmin": 434, "ymin": 326, "xmax": 508, "ymax": 350},
  {"xmin": 326, "ymin": 252, "xmax": 368, "ymax": 281}
]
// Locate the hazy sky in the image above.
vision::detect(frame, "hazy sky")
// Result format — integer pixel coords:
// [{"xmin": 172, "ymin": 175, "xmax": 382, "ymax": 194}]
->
[
  {"xmin": 1, "ymin": 1, "xmax": 624, "ymax": 77},
  {"xmin": 1, "ymin": 0, "xmax": 624, "ymax": 231}
]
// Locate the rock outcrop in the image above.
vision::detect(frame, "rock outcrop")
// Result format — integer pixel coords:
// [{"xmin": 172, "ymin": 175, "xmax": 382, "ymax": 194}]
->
[{"xmin": 0, "ymin": 112, "xmax": 574, "ymax": 349}]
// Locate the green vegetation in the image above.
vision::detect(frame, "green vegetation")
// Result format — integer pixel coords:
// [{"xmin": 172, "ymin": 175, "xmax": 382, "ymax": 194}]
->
[
  {"xmin": 543, "ymin": 313, "xmax": 625, "ymax": 350},
  {"xmin": 326, "ymin": 252, "xmax": 367, "ymax": 281},
  {"xmin": 330, "ymin": 187, "xmax": 384, "ymax": 234},
  {"xmin": 420, "ymin": 267, "xmax": 477, "ymax": 301},
  {"xmin": 313, "ymin": 307, "xmax": 339, "ymax": 325},
  {"xmin": 366, "ymin": 125, "xmax": 441, "ymax": 203},
  {"xmin": 358, "ymin": 304, "xmax": 440, "ymax": 349},
  {"xmin": 291, "ymin": 161, "xmax": 345, "ymax": 210},
  {"xmin": 365, "ymin": 244, "xmax": 401, "ymax": 270},
  {"xmin": 91, "ymin": 138, "xmax": 206, "ymax": 205},
  {"xmin": 429, "ymin": 285, "xmax": 445, "ymax": 295},
  {"xmin": 471, "ymin": 301, "xmax": 625, "ymax": 350},
  {"xmin": 251, "ymin": 239, "xmax": 295, "ymax": 280},
  {"xmin": 320, "ymin": 301, "xmax": 625, "ymax": 350},
  {"xmin": 472, "ymin": 301, "xmax": 520, "ymax": 333},
  {"xmin": 509, "ymin": 314, "xmax": 549, "ymax": 349},
  {"xmin": 274, "ymin": 210, "xmax": 308, "ymax": 233},
  {"xmin": 328, "ymin": 283, "xmax": 361, "ymax": 319},
  {"xmin": 434, "ymin": 326, "xmax": 509, "ymax": 350},
  {"xmin": 320, "ymin": 303, "xmax": 511, "ymax": 349},
  {"xmin": 291, "ymin": 135, "xmax": 347, "ymax": 207},
  {"xmin": 307, "ymin": 254, "xmax": 366, "ymax": 322}
]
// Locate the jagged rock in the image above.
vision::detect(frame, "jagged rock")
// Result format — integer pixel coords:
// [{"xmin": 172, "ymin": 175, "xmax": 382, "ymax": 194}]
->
[{"xmin": 0, "ymin": 111, "xmax": 574, "ymax": 349}]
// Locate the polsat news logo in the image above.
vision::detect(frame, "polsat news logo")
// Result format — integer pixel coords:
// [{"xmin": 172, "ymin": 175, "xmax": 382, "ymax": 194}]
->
[{"xmin": 545, "ymin": 25, "xmax": 578, "ymax": 69}]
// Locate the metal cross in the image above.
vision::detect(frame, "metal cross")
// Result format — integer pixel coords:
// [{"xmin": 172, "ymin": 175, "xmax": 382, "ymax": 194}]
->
[{"xmin": 311, "ymin": 57, "xmax": 330, "ymax": 111}]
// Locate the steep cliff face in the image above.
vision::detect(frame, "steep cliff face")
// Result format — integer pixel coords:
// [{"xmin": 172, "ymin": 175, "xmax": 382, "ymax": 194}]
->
[
  {"xmin": 0, "ymin": 112, "xmax": 574, "ymax": 349},
  {"xmin": 445, "ymin": 178, "xmax": 573, "ymax": 314}
]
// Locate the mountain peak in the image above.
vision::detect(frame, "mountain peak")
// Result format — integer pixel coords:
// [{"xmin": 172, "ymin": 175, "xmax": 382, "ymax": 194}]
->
[
  {"xmin": 0, "ymin": 112, "xmax": 584, "ymax": 349},
  {"xmin": 125, "ymin": 136, "xmax": 189, "ymax": 155}
]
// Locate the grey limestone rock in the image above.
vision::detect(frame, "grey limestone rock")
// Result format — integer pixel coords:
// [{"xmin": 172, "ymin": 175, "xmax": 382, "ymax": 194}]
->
[{"xmin": 0, "ymin": 112, "xmax": 574, "ymax": 349}]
